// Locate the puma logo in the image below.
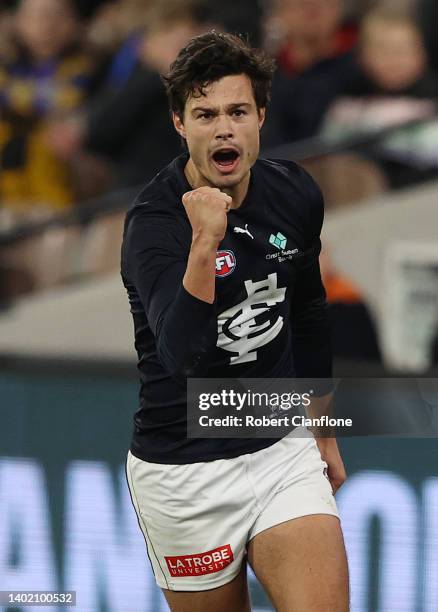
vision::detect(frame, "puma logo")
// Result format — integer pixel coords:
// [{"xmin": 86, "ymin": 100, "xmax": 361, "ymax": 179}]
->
[{"xmin": 233, "ymin": 224, "xmax": 254, "ymax": 240}]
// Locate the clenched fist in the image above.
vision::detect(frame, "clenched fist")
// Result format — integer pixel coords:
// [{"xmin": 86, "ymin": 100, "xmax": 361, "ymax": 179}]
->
[{"xmin": 182, "ymin": 186, "xmax": 232, "ymax": 245}]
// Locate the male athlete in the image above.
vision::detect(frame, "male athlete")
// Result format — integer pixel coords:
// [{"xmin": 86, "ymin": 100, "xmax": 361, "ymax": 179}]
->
[{"xmin": 122, "ymin": 32, "xmax": 349, "ymax": 611}]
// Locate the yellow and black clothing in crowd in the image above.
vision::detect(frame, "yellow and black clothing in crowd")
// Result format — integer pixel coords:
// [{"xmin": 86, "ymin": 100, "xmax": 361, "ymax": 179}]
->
[{"xmin": 0, "ymin": 43, "xmax": 97, "ymax": 211}]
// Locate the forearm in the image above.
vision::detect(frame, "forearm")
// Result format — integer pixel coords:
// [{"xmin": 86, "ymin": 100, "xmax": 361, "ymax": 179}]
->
[
  {"xmin": 307, "ymin": 395, "xmax": 346, "ymax": 494},
  {"xmin": 155, "ymin": 235, "xmax": 219, "ymax": 378},
  {"xmin": 156, "ymin": 282, "xmax": 218, "ymax": 380},
  {"xmin": 305, "ymin": 392, "xmax": 335, "ymax": 437},
  {"xmin": 183, "ymin": 234, "xmax": 218, "ymax": 304}
]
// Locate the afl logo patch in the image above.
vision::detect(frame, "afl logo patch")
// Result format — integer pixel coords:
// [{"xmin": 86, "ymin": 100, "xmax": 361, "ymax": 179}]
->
[{"xmin": 216, "ymin": 250, "xmax": 236, "ymax": 277}]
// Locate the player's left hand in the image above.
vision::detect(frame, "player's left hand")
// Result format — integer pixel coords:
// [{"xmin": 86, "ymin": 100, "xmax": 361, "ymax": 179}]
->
[{"xmin": 315, "ymin": 437, "xmax": 347, "ymax": 494}]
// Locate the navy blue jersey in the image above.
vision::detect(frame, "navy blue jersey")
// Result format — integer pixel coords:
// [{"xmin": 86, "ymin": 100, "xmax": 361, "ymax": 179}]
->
[{"xmin": 121, "ymin": 153, "xmax": 332, "ymax": 463}]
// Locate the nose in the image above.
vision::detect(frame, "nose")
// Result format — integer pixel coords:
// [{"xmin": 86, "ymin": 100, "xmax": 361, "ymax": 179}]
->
[{"xmin": 215, "ymin": 112, "xmax": 234, "ymax": 140}]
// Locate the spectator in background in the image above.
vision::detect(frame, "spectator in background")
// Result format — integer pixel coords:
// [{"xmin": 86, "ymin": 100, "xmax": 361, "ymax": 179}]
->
[
  {"xmin": 86, "ymin": 0, "xmax": 152, "ymax": 77},
  {"xmin": 322, "ymin": 5, "xmax": 438, "ymax": 188},
  {"xmin": 48, "ymin": 0, "xmax": 218, "ymax": 191},
  {"xmin": 262, "ymin": 0, "xmax": 358, "ymax": 147},
  {"xmin": 0, "ymin": 0, "xmax": 101, "ymax": 218},
  {"xmin": 267, "ymin": 0, "xmax": 356, "ymax": 76}
]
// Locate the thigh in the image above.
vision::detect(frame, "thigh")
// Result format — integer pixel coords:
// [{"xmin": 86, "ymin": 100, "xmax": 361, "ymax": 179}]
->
[
  {"xmin": 126, "ymin": 451, "xmax": 254, "ymax": 593},
  {"xmin": 247, "ymin": 515, "xmax": 349, "ymax": 612},
  {"xmin": 162, "ymin": 562, "xmax": 251, "ymax": 612}
]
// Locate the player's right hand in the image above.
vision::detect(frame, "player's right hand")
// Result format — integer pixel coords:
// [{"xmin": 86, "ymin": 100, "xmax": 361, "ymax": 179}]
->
[{"xmin": 182, "ymin": 186, "xmax": 231, "ymax": 244}]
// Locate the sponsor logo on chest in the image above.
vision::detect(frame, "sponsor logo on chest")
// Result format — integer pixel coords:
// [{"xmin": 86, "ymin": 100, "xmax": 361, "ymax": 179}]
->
[
  {"xmin": 267, "ymin": 230, "xmax": 299, "ymax": 262},
  {"xmin": 266, "ymin": 248, "xmax": 299, "ymax": 263}
]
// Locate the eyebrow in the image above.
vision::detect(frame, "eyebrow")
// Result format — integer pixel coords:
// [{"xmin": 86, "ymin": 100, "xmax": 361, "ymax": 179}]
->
[{"xmin": 191, "ymin": 102, "xmax": 252, "ymax": 114}]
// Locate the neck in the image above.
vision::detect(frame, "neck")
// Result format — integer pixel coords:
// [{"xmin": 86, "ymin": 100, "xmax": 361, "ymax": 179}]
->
[{"xmin": 184, "ymin": 158, "xmax": 250, "ymax": 209}]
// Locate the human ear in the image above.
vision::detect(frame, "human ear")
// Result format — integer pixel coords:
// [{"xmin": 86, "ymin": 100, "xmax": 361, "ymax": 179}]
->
[
  {"xmin": 258, "ymin": 107, "xmax": 266, "ymax": 130},
  {"xmin": 172, "ymin": 112, "xmax": 186, "ymax": 139}
]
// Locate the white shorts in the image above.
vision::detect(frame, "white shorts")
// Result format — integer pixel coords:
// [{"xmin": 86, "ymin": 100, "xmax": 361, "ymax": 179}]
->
[{"xmin": 125, "ymin": 429, "xmax": 339, "ymax": 592}]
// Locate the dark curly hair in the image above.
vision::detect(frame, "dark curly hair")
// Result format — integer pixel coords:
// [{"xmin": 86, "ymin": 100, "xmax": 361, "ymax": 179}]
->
[{"xmin": 162, "ymin": 31, "xmax": 276, "ymax": 119}]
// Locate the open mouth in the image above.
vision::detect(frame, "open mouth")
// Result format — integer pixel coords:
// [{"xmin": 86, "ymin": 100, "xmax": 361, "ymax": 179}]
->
[{"xmin": 212, "ymin": 149, "xmax": 240, "ymax": 173}]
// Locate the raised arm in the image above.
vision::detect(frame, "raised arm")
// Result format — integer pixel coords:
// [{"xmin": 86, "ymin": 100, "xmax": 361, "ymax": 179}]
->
[{"xmin": 123, "ymin": 186, "xmax": 230, "ymax": 381}]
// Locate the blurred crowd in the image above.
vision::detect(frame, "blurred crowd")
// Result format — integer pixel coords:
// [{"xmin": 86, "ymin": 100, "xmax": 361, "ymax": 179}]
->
[
  {"xmin": 0, "ymin": 0, "xmax": 437, "ymax": 362},
  {"xmin": 1, "ymin": 0, "xmax": 438, "ymax": 218}
]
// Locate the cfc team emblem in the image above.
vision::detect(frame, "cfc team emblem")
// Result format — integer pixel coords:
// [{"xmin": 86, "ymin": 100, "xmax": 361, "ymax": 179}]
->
[{"xmin": 216, "ymin": 250, "xmax": 236, "ymax": 277}]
